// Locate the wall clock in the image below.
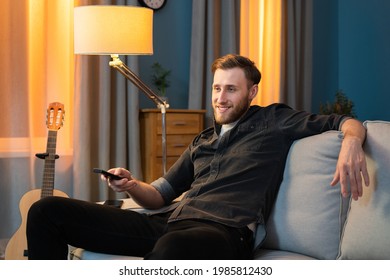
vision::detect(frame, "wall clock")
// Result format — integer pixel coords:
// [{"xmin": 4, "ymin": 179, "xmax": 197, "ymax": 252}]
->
[{"xmin": 139, "ymin": 0, "xmax": 167, "ymax": 11}]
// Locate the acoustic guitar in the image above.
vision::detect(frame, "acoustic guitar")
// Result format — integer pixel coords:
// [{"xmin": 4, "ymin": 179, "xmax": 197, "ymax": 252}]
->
[{"xmin": 5, "ymin": 102, "xmax": 69, "ymax": 260}]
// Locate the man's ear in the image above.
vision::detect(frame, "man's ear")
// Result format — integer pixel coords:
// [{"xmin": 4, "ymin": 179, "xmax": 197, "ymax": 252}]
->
[{"xmin": 249, "ymin": 84, "xmax": 258, "ymax": 101}]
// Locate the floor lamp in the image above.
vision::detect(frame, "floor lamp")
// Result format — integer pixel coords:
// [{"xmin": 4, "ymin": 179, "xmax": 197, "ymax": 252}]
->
[{"xmin": 74, "ymin": 5, "xmax": 169, "ymax": 175}]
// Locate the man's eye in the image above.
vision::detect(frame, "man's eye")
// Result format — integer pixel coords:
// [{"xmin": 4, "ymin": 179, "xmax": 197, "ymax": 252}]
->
[{"xmin": 228, "ymin": 87, "xmax": 236, "ymax": 92}]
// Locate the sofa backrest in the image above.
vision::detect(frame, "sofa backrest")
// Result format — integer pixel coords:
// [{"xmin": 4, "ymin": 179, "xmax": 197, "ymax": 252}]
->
[
  {"xmin": 259, "ymin": 121, "xmax": 390, "ymax": 260},
  {"xmin": 260, "ymin": 130, "xmax": 349, "ymax": 259}
]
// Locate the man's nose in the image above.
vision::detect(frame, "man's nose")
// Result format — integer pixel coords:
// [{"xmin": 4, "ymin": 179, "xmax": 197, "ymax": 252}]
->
[{"xmin": 217, "ymin": 90, "xmax": 228, "ymax": 102}]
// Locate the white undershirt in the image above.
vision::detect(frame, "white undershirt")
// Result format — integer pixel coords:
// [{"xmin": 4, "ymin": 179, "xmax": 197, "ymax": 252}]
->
[{"xmin": 220, "ymin": 121, "xmax": 238, "ymax": 137}]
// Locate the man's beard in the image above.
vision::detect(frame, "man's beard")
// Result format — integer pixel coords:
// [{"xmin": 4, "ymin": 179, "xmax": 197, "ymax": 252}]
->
[{"xmin": 213, "ymin": 98, "xmax": 251, "ymax": 125}]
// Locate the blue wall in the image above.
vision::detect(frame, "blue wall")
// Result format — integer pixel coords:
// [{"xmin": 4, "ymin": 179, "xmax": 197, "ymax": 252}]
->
[
  {"xmin": 312, "ymin": 0, "xmax": 339, "ymax": 115},
  {"xmin": 139, "ymin": 0, "xmax": 390, "ymax": 121},
  {"xmin": 139, "ymin": 0, "xmax": 192, "ymax": 109},
  {"xmin": 313, "ymin": 0, "xmax": 390, "ymax": 121},
  {"xmin": 339, "ymin": 0, "xmax": 390, "ymax": 121}
]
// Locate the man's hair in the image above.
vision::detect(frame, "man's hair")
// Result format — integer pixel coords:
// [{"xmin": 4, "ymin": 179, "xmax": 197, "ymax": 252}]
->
[{"xmin": 211, "ymin": 54, "xmax": 262, "ymax": 86}]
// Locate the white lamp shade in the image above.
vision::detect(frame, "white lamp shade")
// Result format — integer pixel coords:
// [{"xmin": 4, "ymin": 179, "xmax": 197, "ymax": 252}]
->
[{"xmin": 74, "ymin": 5, "xmax": 153, "ymax": 55}]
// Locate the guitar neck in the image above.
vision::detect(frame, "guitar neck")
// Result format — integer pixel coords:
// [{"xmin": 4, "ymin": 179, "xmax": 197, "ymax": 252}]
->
[{"xmin": 41, "ymin": 130, "xmax": 58, "ymax": 198}]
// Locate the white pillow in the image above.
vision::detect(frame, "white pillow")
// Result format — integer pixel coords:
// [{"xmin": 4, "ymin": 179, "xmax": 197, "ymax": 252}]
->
[
  {"xmin": 338, "ymin": 121, "xmax": 390, "ymax": 259},
  {"xmin": 263, "ymin": 131, "xmax": 349, "ymax": 259}
]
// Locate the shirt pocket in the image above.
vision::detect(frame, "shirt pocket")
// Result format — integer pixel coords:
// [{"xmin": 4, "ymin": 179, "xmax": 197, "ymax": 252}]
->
[{"xmin": 231, "ymin": 123, "xmax": 268, "ymax": 153}]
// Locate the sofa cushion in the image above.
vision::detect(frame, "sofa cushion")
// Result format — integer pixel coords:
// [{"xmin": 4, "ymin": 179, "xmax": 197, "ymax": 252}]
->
[
  {"xmin": 262, "ymin": 130, "xmax": 349, "ymax": 259},
  {"xmin": 338, "ymin": 121, "xmax": 390, "ymax": 259}
]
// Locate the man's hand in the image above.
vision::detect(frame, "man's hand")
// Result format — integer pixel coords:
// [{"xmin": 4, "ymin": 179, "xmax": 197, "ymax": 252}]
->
[
  {"xmin": 331, "ymin": 136, "xmax": 370, "ymax": 200},
  {"xmin": 101, "ymin": 167, "xmax": 165, "ymax": 209},
  {"xmin": 104, "ymin": 168, "xmax": 137, "ymax": 193},
  {"xmin": 331, "ymin": 119, "xmax": 370, "ymax": 200}
]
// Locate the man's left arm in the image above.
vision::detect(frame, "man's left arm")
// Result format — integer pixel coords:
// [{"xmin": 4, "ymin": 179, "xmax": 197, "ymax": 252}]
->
[{"xmin": 331, "ymin": 118, "xmax": 370, "ymax": 200}]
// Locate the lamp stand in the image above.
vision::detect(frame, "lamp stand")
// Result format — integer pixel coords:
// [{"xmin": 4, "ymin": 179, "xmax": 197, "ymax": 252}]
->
[{"xmin": 109, "ymin": 54, "xmax": 169, "ymax": 175}]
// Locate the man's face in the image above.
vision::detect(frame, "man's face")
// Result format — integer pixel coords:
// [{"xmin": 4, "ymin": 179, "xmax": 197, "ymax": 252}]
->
[{"xmin": 212, "ymin": 68, "xmax": 257, "ymax": 125}]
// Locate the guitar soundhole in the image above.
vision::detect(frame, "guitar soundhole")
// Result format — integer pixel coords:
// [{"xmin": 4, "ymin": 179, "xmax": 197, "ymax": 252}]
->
[{"xmin": 23, "ymin": 249, "xmax": 29, "ymax": 257}]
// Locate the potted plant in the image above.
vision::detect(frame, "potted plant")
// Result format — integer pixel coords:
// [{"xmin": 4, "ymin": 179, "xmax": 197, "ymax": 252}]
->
[
  {"xmin": 151, "ymin": 62, "xmax": 171, "ymax": 99},
  {"xmin": 319, "ymin": 90, "xmax": 357, "ymax": 118}
]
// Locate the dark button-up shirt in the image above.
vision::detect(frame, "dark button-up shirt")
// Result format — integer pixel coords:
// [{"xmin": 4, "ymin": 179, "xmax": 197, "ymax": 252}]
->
[{"xmin": 152, "ymin": 104, "xmax": 345, "ymax": 228}]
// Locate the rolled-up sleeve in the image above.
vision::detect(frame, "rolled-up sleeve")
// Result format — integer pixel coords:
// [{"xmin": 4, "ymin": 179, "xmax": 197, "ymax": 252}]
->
[{"xmin": 150, "ymin": 177, "xmax": 177, "ymax": 205}]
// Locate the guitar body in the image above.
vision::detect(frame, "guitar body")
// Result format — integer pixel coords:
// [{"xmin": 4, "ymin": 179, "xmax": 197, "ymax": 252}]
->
[
  {"xmin": 5, "ymin": 189, "xmax": 68, "ymax": 260},
  {"xmin": 5, "ymin": 102, "xmax": 67, "ymax": 260}
]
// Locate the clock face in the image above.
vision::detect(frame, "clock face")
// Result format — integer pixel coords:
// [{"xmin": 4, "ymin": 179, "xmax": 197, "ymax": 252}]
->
[{"xmin": 139, "ymin": 0, "xmax": 167, "ymax": 10}]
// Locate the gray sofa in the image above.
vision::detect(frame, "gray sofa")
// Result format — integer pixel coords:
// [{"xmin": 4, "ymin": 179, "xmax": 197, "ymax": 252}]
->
[{"xmin": 71, "ymin": 120, "xmax": 390, "ymax": 260}]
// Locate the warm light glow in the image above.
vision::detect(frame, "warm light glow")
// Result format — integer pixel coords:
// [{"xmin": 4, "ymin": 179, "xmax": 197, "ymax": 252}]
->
[
  {"xmin": 240, "ymin": 0, "xmax": 260, "ymax": 67},
  {"xmin": 74, "ymin": 5, "xmax": 153, "ymax": 55},
  {"xmin": 240, "ymin": 0, "xmax": 281, "ymax": 106}
]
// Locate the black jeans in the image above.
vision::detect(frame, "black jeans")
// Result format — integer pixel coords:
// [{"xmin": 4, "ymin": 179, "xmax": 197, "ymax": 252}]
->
[{"xmin": 26, "ymin": 197, "xmax": 253, "ymax": 260}]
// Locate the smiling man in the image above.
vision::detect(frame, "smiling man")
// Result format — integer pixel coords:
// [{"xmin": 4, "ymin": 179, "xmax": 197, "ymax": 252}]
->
[{"xmin": 27, "ymin": 54, "xmax": 369, "ymax": 260}]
